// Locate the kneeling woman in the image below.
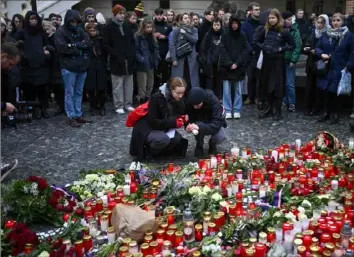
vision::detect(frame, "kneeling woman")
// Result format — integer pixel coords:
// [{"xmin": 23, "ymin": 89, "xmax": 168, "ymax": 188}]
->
[{"xmin": 129, "ymin": 77, "xmax": 188, "ymax": 160}]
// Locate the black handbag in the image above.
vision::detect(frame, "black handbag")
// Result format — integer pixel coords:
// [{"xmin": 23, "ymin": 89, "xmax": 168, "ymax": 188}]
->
[
  {"xmin": 315, "ymin": 59, "xmax": 329, "ymax": 77},
  {"xmin": 176, "ymin": 42, "xmax": 192, "ymax": 59}
]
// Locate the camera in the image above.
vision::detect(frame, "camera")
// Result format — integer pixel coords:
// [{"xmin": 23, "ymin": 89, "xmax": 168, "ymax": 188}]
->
[{"xmin": 1, "ymin": 100, "xmax": 39, "ymax": 129}]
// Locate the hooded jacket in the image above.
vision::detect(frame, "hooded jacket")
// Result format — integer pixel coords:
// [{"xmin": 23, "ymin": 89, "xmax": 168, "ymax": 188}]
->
[
  {"xmin": 218, "ymin": 15, "xmax": 249, "ymax": 81},
  {"xmin": 54, "ymin": 10, "xmax": 92, "ymax": 72},
  {"xmin": 284, "ymin": 21, "xmax": 302, "ymax": 64},
  {"xmin": 241, "ymin": 15, "xmax": 260, "ymax": 52},
  {"xmin": 16, "ymin": 11, "xmax": 51, "ymax": 85}
]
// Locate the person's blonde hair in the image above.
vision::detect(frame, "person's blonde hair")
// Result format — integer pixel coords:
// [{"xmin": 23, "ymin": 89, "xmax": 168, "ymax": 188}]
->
[
  {"xmin": 136, "ymin": 18, "xmax": 156, "ymax": 42},
  {"xmin": 168, "ymin": 77, "xmax": 187, "ymax": 91},
  {"xmin": 265, "ymin": 8, "xmax": 284, "ymax": 32}
]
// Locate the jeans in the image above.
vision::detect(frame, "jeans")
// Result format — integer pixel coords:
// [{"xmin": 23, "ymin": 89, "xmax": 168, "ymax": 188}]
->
[
  {"xmin": 283, "ymin": 64, "xmax": 296, "ymax": 105},
  {"xmin": 61, "ymin": 69, "xmax": 87, "ymax": 119},
  {"xmin": 222, "ymin": 80, "xmax": 242, "ymax": 113}
]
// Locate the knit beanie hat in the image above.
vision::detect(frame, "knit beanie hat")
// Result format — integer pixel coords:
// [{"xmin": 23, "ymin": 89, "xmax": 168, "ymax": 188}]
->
[
  {"xmin": 187, "ymin": 88, "xmax": 207, "ymax": 105},
  {"xmin": 96, "ymin": 12, "xmax": 106, "ymax": 25},
  {"xmin": 134, "ymin": 3, "xmax": 144, "ymax": 18},
  {"xmin": 112, "ymin": 4, "xmax": 126, "ymax": 16},
  {"xmin": 282, "ymin": 11, "xmax": 293, "ymax": 20},
  {"xmin": 84, "ymin": 7, "xmax": 96, "ymax": 18}
]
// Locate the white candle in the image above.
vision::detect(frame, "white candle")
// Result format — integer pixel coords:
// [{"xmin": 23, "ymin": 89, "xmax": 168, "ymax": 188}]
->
[
  {"xmin": 283, "ymin": 231, "xmax": 294, "ymax": 253},
  {"xmin": 331, "ymin": 180, "xmax": 338, "ymax": 190},
  {"xmin": 210, "ymin": 157, "xmax": 217, "ymax": 169},
  {"xmin": 227, "ymin": 185, "xmax": 232, "ymax": 197},
  {"xmin": 100, "ymin": 219, "xmax": 108, "ymax": 231},
  {"xmin": 101, "ymin": 195, "xmax": 108, "ymax": 206},
  {"xmin": 279, "ymin": 152, "xmax": 284, "ymax": 160},
  {"xmin": 271, "ymin": 150, "xmax": 278, "ymax": 162},
  {"xmin": 295, "ymin": 139, "xmax": 301, "ymax": 150},
  {"xmin": 349, "ymin": 138, "xmax": 354, "ymax": 150},
  {"xmin": 241, "ymin": 149, "xmax": 248, "ymax": 159},
  {"xmin": 294, "ymin": 221, "xmax": 302, "ymax": 234},
  {"xmin": 231, "ymin": 147, "xmax": 240, "ymax": 157},
  {"xmin": 301, "ymin": 219, "xmax": 310, "ymax": 231},
  {"xmin": 89, "ymin": 226, "xmax": 98, "ymax": 237},
  {"xmin": 275, "ymin": 228, "xmax": 283, "ymax": 243},
  {"xmin": 123, "ymin": 184, "xmax": 131, "ymax": 195},
  {"xmin": 232, "ymin": 181, "xmax": 238, "ymax": 194},
  {"xmin": 107, "ymin": 232, "xmax": 116, "ymax": 243}
]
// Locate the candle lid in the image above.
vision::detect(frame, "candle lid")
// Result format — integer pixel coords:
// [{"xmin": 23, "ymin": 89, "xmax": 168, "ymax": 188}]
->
[
  {"xmin": 129, "ymin": 241, "xmax": 137, "ymax": 247},
  {"xmin": 133, "ymin": 253, "xmax": 143, "ymax": 257},
  {"xmin": 150, "ymin": 241, "xmax": 158, "ymax": 247},
  {"xmin": 83, "ymin": 235, "xmax": 91, "ymax": 240},
  {"xmin": 166, "ymin": 230, "xmax": 174, "ymax": 236},
  {"xmin": 107, "ymin": 227, "xmax": 115, "ymax": 233},
  {"xmin": 208, "ymin": 222, "xmax": 216, "ymax": 228},
  {"xmin": 325, "ymin": 243, "xmax": 334, "ymax": 251},
  {"xmin": 259, "ymin": 232, "xmax": 267, "ymax": 238},
  {"xmin": 119, "ymin": 246, "xmax": 128, "ymax": 252},
  {"xmin": 125, "ymin": 254, "xmax": 133, "ymax": 257},
  {"xmin": 294, "ymin": 238, "xmax": 303, "ymax": 246},
  {"xmin": 297, "ymin": 246, "xmax": 306, "ymax": 253},
  {"xmin": 140, "ymin": 243, "xmax": 149, "ymax": 249},
  {"xmin": 101, "ymin": 215, "xmax": 108, "ymax": 221},
  {"xmin": 74, "ymin": 240, "xmax": 83, "ymax": 245},
  {"xmin": 310, "ymin": 245, "xmax": 320, "ymax": 252},
  {"xmin": 195, "ymin": 224, "xmax": 203, "ymax": 230},
  {"xmin": 163, "ymin": 241, "xmax": 171, "ymax": 247},
  {"xmin": 123, "ymin": 238, "xmax": 131, "ymax": 245},
  {"xmin": 193, "ymin": 251, "xmax": 201, "ymax": 257},
  {"xmin": 267, "ymin": 227, "xmax": 275, "ymax": 233},
  {"xmin": 175, "ymin": 231, "xmax": 183, "ymax": 237},
  {"xmin": 144, "ymin": 235, "xmax": 153, "ymax": 241},
  {"xmin": 168, "ymin": 224, "xmax": 177, "ymax": 230}
]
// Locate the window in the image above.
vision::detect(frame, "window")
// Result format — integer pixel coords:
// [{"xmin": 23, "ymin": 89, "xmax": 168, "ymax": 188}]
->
[
  {"xmin": 159, "ymin": 0, "xmax": 170, "ymax": 9},
  {"xmin": 112, "ymin": 0, "xmax": 140, "ymax": 11}
]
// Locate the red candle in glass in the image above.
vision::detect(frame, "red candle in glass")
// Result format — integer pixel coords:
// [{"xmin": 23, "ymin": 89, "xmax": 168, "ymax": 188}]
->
[
  {"xmin": 166, "ymin": 210, "xmax": 175, "ymax": 225},
  {"xmin": 282, "ymin": 223, "xmax": 293, "ymax": 233},
  {"xmin": 175, "ymin": 231, "xmax": 183, "ymax": 246},
  {"xmin": 167, "ymin": 163, "xmax": 174, "ymax": 173},
  {"xmin": 255, "ymin": 243, "xmax": 266, "ymax": 257},
  {"xmin": 4, "ymin": 220, "xmax": 16, "ymax": 229},
  {"xmin": 176, "ymin": 246, "xmax": 184, "ymax": 255},
  {"xmin": 96, "ymin": 200, "xmax": 103, "ymax": 212},
  {"xmin": 235, "ymin": 192, "xmax": 243, "ymax": 200},
  {"xmin": 130, "ymin": 181, "xmax": 137, "ymax": 193},
  {"xmin": 229, "ymin": 204, "xmax": 236, "ymax": 216},
  {"xmin": 303, "ymin": 235, "xmax": 312, "ymax": 248},
  {"xmin": 166, "ymin": 230, "xmax": 176, "ymax": 247},
  {"xmin": 195, "ymin": 224, "xmax": 203, "ymax": 242},
  {"xmin": 267, "ymin": 227, "xmax": 276, "ymax": 243},
  {"xmin": 108, "ymin": 201, "xmax": 116, "ymax": 211},
  {"xmin": 83, "ymin": 235, "xmax": 93, "ymax": 253},
  {"xmin": 74, "ymin": 241, "xmax": 85, "ymax": 257}
]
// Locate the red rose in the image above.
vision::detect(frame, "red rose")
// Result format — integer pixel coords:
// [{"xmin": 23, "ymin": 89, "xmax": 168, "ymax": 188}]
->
[
  {"xmin": 63, "ymin": 205, "xmax": 73, "ymax": 213},
  {"xmin": 27, "ymin": 176, "xmax": 49, "ymax": 191}
]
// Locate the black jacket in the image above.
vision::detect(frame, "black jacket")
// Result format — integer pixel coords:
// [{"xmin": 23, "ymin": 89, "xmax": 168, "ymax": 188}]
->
[
  {"xmin": 218, "ymin": 16, "xmax": 249, "ymax": 81},
  {"xmin": 47, "ymin": 33, "xmax": 62, "ymax": 85},
  {"xmin": 304, "ymin": 28, "xmax": 320, "ymax": 74},
  {"xmin": 103, "ymin": 18, "xmax": 135, "ymax": 76},
  {"xmin": 16, "ymin": 11, "xmax": 51, "ymax": 86},
  {"xmin": 252, "ymin": 26, "xmax": 295, "ymax": 59},
  {"xmin": 154, "ymin": 19, "xmax": 172, "ymax": 59},
  {"xmin": 296, "ymin": 18, "xmax": 310, "ymax": 43},
  {"xmin": 185, "ymin": 89, "xmax": 226, "ymax": 135},
  {"xmin": 54, "ymin": 10, "xmax": 92, "ymax": 73},
  {"xmin": 85, "ymin": 35, "xmax": 107, "ymax": 91},
  {"xmin": 129, "ymin": 87, "xmax": 185, "ymax": 160},
  {"xmin": 197, "ymin": 19, "xmax": 212, "ymax": 52},
  {"xmin": 198, "ymin": 29, "xmax": 223, "ymax": 77}
]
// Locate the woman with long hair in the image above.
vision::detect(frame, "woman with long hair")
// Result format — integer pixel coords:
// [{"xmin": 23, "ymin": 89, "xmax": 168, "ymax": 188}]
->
[
  {"xmin": 303, "ymin": 14, "xmax": 330, "ymax": 116},
  {"xmin": 169, "ymin": 13, "xmax": 199, "ymax": 89},
  {"xmin": 315, "ymin": 12, "xmax": 354, "ymax": 124},
  {"xmin": 10, "ymin": 14, "xmax": 24, "ymax": 38},
  {"xmin": 135, "ymin": 18, "xmax": 159, "ymax": 103},
  {"xmin": 166, "ymin": 9, "xmax": 175, "ymax": 27},
  {"xmin": 253, "ymin": 8, "xmax": 295, "ymax": 121},
  {"xmin": 130, "ymin": 77, "xmax": 188, "ymax": 161}
]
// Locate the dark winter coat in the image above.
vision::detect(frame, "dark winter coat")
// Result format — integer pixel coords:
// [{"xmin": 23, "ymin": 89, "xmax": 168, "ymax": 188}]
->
[
  {"xmin": 347, "ymin": 15, "xmax": 354, "ymax": 33},
  {"xmin": 54, "ymin": 10, "xmax": 92, "ymax": 73},
  {"xmin": 315, "ymin": 30, "xmax": 354, "ymax": 93},
  {"xmin": 154, "ymin": 19, "xmax": 172, "ymax": 59},
  {"xmin": 134, "ymin": 33, "xmax": 159, "ymax": 72},
  {"xmin": 185, "ymin": 89, "xmax": 226, "ymax": 135},
  {"xmin": 169, "ymin": 26, "xmax": 199, "ymax": 87},
  {"xmin": 304, "ymin": 28, "xmax": 321, "ymax": 74},
  {"xmin": 85, "ymin": 35, "xmax": 107, "ymax": 91},
  {"xmin": 197, "ymin": 19, "xmax": 212, "ymax": 52},
  {"xmin": 284, "ymin": 22, "xmax": 302, "ymax": 64},
  {"xmin": 198, "ymin": 29, "xmax": 223, "ymax": 77},
  {"xmin": 218, "ymin": 16, "xmax": 249, "ymax": 82},
  {"xmin": 241, "ymin": 16, "xmax": 260, "ymax": 52},
  {"xmin": 10, "ymin": 14, "xmax": 24, "ymax": 39},
  {"xmin": 103, "ymin": 18, "xmax": 135, "ymax": 76},
  {"xmin": 16, "ymin": 11, "xmax": 51, "ymax": 86},
  {"xmin": 47, "ymin": 34, "xmax": 62, "ymax": 85},
  {"xmin": 129, "ymin": 85, "xmax": 185, "ymax": 160},
  {"xmin": 297, "ymin": 18, "xmax": 310, "ymax": 43}
]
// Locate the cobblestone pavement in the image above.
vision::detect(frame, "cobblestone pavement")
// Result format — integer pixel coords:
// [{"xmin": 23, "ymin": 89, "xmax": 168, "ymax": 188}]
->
[{"xmin": 1, "ymin": 102, "xmax": 353, "ymax": 186}]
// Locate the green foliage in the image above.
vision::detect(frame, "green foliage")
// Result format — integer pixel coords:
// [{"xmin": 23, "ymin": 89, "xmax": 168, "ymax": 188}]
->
[{"xmin": 97, "ymin": 241, "xmax": 120, "ymax": 257}]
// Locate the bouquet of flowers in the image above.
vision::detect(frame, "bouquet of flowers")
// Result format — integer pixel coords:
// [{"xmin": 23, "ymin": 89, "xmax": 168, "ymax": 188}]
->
[
  {"xmin": 1, "ymin": 176, "xmax": 63, "ymax": 226},
  {"xmin": 2, "ymin": 223, "xmax": 40, "ymax": 256},
  {"xmin": 69, "ymin": 170, "xmax": 126, "ymax": 200},
  {"xmin": 315, "ymin": 131, "xmax": 342, "ymax": 152}
]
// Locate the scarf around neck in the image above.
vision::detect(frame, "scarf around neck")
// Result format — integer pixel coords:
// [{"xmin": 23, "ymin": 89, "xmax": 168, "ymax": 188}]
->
[
  {"xmin": 315, "ymin": 14, "xmax": 330, "ymax": 38},
  {"xmin": 327, "ymin": 26, "xmax": 349, "ymax": 45},
  {"xmin": 112, "ymin": 17, "xmax": 124, "ymax": 35}
]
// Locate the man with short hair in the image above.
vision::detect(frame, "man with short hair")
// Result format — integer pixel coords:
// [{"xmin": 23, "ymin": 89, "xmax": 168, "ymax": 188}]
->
[
  {"xmin": 185, "ymin": 87, "xmax": 227, "ymax": 157},
  {"xmin": 103, "ymin": 4, "xmax": 135, "ymax": 114},
  {"xmin": 49, "ymin": 13, "xmax": 60, "ymax": 29},
  {"xmin": 242, "ymin": 2, "xmax": 260, "ymax": 105},
  {"xmin": 154, "ymin": 7, "xmax": 172, "ymax": 87},
  {"xmin": 55, "ymin": 9, "xmax": 93, "ymax": 127},
  {"xmin": 218, "ymin": 9, "xmax": 225, "ymax": 19},
  {"xmin": 197, "ymin": 8, "xmax": 214, "ymax": 52},
  {"xmin": 296, "ymin": 8, "xmax": 309, "ymax": 44},
  {"xmin": 1, "ymin": 42, "xmax": 20, "ymax": 181}
]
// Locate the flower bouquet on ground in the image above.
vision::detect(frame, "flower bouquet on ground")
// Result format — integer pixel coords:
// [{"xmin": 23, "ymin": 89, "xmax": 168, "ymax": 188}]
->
[
  {"xmin": 315, "ymin": 131, "xmax": 342, "ymax": 153},
  {"xmin": 1, "ymin": 176, "xmax": 64, "ymax": 227}
]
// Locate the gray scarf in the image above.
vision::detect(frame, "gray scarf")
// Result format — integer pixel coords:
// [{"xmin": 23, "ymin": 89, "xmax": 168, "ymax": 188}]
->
[
  {"xmin": 112, "ymin": 17, "xmax": 124, "ymax": 35},
  {"xmin": 327, "ymin": 26, "xmax": 349, "ymax": 45}
]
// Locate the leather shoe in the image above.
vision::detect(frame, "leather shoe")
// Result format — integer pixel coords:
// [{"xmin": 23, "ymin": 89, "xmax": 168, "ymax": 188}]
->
[{"xmin": 76, "ymin": 117, "xmax": 93, "ymax": 124}]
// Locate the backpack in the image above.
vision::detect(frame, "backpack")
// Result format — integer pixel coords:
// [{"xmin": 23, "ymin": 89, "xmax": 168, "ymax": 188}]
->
[{"xmin": 126, "ymin": 101, "xmax": 149, "ymax": 127}]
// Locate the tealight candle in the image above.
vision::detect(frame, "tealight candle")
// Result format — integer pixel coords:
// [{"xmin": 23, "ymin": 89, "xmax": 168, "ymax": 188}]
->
[
  {"xmin": 210, "ymin": 157, "xmax": 217, "ymax": 169},
  {"xmin": 295, "ymin": 139, "xmax": 301, "ymax": 150},
  {"xmin": 349, "ymin": 138, "xmax": 354, "ymax": 150},
  {"xmin": 271, "ymin": 150, "xmax": 278, "ymax": 163},
  {"xmin": 331, "ymin": 180, "xmax": 339, "ymax": 190},
  {"xmin": 231, "ymin": 147, "xmax": 240, "ymax": 157},
  {"xmin": 123, "ymin": 184, "xmax": 131, "ymax": 196},
  {"xmin": 107, "ymin": 227, "xmax": 116, "ymax": 243}
]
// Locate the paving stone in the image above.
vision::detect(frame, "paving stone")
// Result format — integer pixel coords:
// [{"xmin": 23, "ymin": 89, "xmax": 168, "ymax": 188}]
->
[{"xmin": 1, "ymin": 103, "xmax": 353, "ymax": 186}]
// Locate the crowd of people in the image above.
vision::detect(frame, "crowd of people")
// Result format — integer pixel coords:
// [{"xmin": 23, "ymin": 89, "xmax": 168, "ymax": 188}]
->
[{"xmin": 1, "ymin": 2, "xmax": 354, "ymax": 162}]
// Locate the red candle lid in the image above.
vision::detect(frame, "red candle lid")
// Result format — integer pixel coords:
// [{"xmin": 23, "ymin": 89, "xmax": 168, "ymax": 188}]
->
[
  {"xmin": 282, "ymin": 223, "xmax": 293, "ymax": 231},
  {"xmin": 319, "ymin": 223, "xmax": 328, "ymax": 231},
  {"xmin": 255, "ymin": 243, "xmax": 266, "ymax": 250},
  {"xmin": 318, "ymin": 218, "xmax": 326, "ymax": 224},
  {"xmin": 320, "ymin": 233, "xmax": 331, "ymax": 242}
]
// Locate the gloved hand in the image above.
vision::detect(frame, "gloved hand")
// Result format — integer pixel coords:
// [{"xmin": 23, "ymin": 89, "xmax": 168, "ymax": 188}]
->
[{"xmin": 176, "ymin": 118, "xmax": 184, "ymax": 128}]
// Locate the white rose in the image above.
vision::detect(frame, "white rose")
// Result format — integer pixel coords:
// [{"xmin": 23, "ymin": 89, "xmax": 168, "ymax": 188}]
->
[
  {"xmin": 38, "ymin": 251, "xmax": 50, "ymax": 257},
  {"xmin": 317, "ymin": 194, "xmax": 330, "ymax": 200},
  {"xmin": 273, "ymin": 211, "xmax": 283, "ymax": 218},
  {"xmin": 297, "ymin": 206, "xmax": 306, "ymax": 214},
  {"xmin": 203, "ymin": 186, "xmax": 211, "ymax": 193},
  {"xmin": 301, "ymin": 200, "xmax": 312, "ymax": 208},
  {"xmin": 285, "ymin": 212, "xmax": 297, "ymax": 222},
  {"xmin": 211, "ymin": 193, "xmax": 222, "ymax": 201},
  {"xmin": 298, "ymin": 213, "xmax": 308, "ymax": 221},
  {"xmin": 97, "ymin": 192, "xmax": 104, "ymax": 197}
]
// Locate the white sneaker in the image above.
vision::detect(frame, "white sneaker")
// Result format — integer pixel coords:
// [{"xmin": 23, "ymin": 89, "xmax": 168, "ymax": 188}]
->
[
  {"xmin": 126, "ymin": 106, "xmax": 135, "ymax": 112},
  {"xmin": 234, "ymin": 113, "xmax": 241, "ymax": 119},
  {"xmin": 225, "ymin": 113, "xmax": 232, "ymax": 119},
  {"xmin": 116, "ymin": 109, "xmax": 125, "ymax": 114}
]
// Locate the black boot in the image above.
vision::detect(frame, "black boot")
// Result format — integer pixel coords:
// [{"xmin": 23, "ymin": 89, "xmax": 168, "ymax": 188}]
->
[
  {"xmin": 208, "ymin": 143, "xmax": 217, "ymax": 155},
  {"xmin": 54, "ymin": 107, "xmax": 65, "ymax": 116},
  {"xmin": 41, "ymin": 109, "xmax": 50, "ymax": 119},
  {"xmin": 273, "ymin": 99, "xmax": 282, "ymax": 121},
  {"xmin": 91, "ymin": 108, "xmax": 99, "ymax": 116},
  {"xmin": 330, "ymin": 113, "xmax": 339, "ymax": 124},
  {"xmin": 34, "ymin": 107, "xmax": 41, "ymax": 120},
  {"xmin": 259, "ymin": 103, "xmax": 272, "ymax": 119},
  {"xmin": 318, "ymin": 112, "xmax": 330, "ymax": 122},
  {"xmin": 99, "ymin": 107, "xmax": 106, "ymax": 116}
]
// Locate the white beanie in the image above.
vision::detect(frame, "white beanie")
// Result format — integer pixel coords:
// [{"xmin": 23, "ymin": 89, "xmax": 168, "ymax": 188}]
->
[{"xmin": 96, "ymin": 12, "xmax": 106, "ymax": 25}]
